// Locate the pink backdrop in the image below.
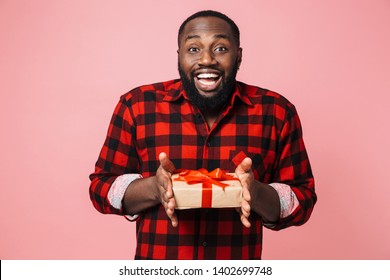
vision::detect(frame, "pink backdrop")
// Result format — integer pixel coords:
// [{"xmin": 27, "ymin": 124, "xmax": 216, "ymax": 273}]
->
[{"xmin": 1, "ymin": 0, "xmax": 389, "ymax": 259}]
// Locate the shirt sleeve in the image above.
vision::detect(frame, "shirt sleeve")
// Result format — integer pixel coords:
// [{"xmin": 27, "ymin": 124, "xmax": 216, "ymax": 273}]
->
[
  {"xmin": 269, "ymin": 182, "xmax": 299, "ymax": 218},
  {"xmin": 108, "ymin": 174, "xmax": 143, "ymax": 208},
  {"xmin": 267, "ymin": 104, "xmax": 317, "ymax": 230},
  {"xmin": 89, "ymin": 95, "xmax": 141, "ymax": 215}
]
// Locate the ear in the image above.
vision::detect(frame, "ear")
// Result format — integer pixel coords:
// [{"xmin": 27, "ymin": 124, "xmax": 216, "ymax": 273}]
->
[{"xmin": 237, "ymin": 47, "xmax": 243, "ymax": 69}]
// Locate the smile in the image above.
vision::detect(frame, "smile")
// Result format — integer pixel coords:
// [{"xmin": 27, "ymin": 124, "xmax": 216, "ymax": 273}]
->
[{"xmin": 195, "ymin": 72, "xmax": 222, "ymax": 92}]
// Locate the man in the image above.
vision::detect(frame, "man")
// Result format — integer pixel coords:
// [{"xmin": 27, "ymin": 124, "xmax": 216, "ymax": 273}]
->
[{"xmin": 89, "ymin": 10, "xmax": 316, "ymax": 259}]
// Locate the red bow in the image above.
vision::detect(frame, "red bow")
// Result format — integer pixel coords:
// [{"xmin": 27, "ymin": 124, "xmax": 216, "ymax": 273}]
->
[{"xmin": 174, "ymin": 168, "xmax": 238, "ymax": 208}]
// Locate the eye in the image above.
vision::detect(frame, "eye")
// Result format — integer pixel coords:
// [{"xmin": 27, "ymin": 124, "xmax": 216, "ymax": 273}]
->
[
  {"xmin": 215, "ymin": 46, "xmax": 228, "ymax": 52},
  {"xmin": 188, "ymin": 47, "xmax": 199, "ymax": 53}
]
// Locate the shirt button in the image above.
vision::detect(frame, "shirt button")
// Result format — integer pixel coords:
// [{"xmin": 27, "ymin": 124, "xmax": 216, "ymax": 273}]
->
[
  {"xmin": 202, "ymin": 241, "xmax": 207, "ymax": 247},
  {"xmin": 206, "ymin": 142, "xmax": 211, "ymax": 147}
]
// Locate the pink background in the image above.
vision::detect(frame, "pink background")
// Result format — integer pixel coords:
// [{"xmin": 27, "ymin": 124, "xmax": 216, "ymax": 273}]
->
[{"xmin": 1, "ymin": 0, "xmax": 389, "ymax": 259}]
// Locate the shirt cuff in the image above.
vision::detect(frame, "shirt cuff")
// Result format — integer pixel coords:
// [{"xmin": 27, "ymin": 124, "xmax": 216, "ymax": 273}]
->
[
  {"xmin": 269, "ymin": 182, "xmax": 300, "ymax": 219},
  {"xmin": 108, "ymin": 173, "xmax": 143, "ymax": 220}
]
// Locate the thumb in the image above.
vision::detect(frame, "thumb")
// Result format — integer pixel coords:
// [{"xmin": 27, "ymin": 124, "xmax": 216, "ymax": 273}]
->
[
  {"xmin": 237, "ymin": 157, "xmax": 252, "ymax": 173},
  {"xmin": 159, "ymin": 152, "xmax": 176, "ymax": 174}
]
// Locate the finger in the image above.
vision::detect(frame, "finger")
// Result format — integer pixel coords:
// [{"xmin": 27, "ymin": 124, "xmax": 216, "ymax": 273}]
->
[
  {"xmin": 166, "ymin": 199, "xmax": 178, "ymax": 227},
  {"xmin": 166, "ymin": 209, "xmax": 178, "ymax": 227},
  {"xmin": 237, "ymin": 157, "xmax": 252, "ymax": 173},
  {"xmin": 170, "ymin": 213, "xmax": 178, "ymax": 227},
  {"xmin": 165, "ymin": 182, "xmax": 175, "ymax": 202},
  {"xmin": 236, "ymin": 207, "xmax": 251, "ymax": 228},
  {"xmin": 156, "ymin": 178, "xmax": 169, "ymax": 200},
  {"xmin": 159, "ymin": 152, "xmax": 176, "ymax": 174},
  {"xmin": 240, "ymin": 214, "xmax": 251, "ymax": 228},
  {"xmin": 162, "ymin": 190, "xmax": 172, "ymax": 203},
  {"xmin": 241, "ymin": 184, "xmax": 251, "ymax": 202},
  {"xmin": 241, "ymin": 200, "xmax": 251, "ymax": 215}
]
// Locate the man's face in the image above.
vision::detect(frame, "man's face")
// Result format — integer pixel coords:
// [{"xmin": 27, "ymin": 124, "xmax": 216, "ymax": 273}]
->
[{"xmin": 178, "ymin": 16, "xmax": 242, "ymax": 112}]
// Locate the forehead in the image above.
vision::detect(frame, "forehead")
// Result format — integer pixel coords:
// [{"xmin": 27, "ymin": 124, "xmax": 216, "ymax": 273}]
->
[{"xmin": 181, "ymin": 16, "xmax": 234, "ymax": 42}]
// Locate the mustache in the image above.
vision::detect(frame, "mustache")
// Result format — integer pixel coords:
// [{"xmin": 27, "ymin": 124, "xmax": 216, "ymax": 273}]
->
[
  {"xmin": 177, "ymin": 61, "xmax": 222, "ymax": 75},
  {"xmin": 192, "ymin": 66, "xmax": 222, "ymax": 72}
]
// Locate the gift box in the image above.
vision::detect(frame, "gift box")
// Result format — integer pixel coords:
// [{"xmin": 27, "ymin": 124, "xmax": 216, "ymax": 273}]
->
[{"xmin": 172, "ymin": 168, "xmax": 243, "ymax": 209}]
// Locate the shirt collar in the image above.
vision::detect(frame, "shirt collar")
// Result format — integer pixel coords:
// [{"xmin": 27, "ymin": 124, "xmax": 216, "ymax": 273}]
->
[
  {"xmin": 163, "ymin": 79, "xmax": 186, "ymax": 102},
  {"xmin": 230, "ymin": 82, "xmax": 254, "ymax": 107}
]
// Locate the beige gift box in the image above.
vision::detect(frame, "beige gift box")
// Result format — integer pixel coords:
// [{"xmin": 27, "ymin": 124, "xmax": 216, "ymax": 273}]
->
[{"xmin": 172, "ymin": 169, "xmax": 243, "ymax": 209}]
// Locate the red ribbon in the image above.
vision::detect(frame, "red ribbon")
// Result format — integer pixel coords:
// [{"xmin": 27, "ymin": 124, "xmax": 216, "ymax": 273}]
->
[{"xmin": 174, "ymin": 168, "xmax": 238, "ymax": 208}]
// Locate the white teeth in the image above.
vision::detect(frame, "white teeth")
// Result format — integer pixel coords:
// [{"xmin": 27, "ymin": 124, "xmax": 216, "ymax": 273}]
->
[
  {"xmin": 198, "ymin": 79, "xmax": 217, "ymax": 86},
  {"xmin": 197, "ymin": 73, "xmax": 219, "ymax": 79}
]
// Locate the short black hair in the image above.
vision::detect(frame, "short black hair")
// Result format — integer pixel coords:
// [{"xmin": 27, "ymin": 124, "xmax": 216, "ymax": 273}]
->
[{"xmin": 178, "ymin": 10, "xmax": 240, "ymax": 47}]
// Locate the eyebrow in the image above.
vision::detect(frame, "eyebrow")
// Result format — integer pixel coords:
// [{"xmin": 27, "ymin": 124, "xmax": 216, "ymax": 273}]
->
[{"xmin": 185, "ymin": 33, "xmax": 229, "ymax": 41}]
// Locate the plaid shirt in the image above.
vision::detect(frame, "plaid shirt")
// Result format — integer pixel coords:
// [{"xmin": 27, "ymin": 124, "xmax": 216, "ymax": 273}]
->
[{"xmin": 89, "ymin": 79, "xmax": 316, "ymax": 259}]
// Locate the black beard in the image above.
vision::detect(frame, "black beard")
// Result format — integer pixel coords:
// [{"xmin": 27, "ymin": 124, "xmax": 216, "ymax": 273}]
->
[{"xmin": 178, "ymin": 62, "xmax": 238, "ymax": 112}]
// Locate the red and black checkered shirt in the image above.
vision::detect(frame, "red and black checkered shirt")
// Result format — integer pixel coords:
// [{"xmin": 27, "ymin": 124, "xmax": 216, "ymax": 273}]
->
[{"xmin": 89, "ymin": 79, "xmax": 316, "ymax": 259}]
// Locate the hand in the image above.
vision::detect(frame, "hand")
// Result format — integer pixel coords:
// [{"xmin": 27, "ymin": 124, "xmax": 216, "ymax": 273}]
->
[
  {"xmin": 235, "ymin": 157, "xmax": 254, "ymax": 228},
  {"xmin": 155, "ymin": 152, "xmax": 178, "ymax": 227}
]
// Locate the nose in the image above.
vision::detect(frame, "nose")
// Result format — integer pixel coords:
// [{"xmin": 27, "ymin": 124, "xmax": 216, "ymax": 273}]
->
[{"xmin": 199, "ymin": 49, "xmax": 216, "ymax": 66}]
